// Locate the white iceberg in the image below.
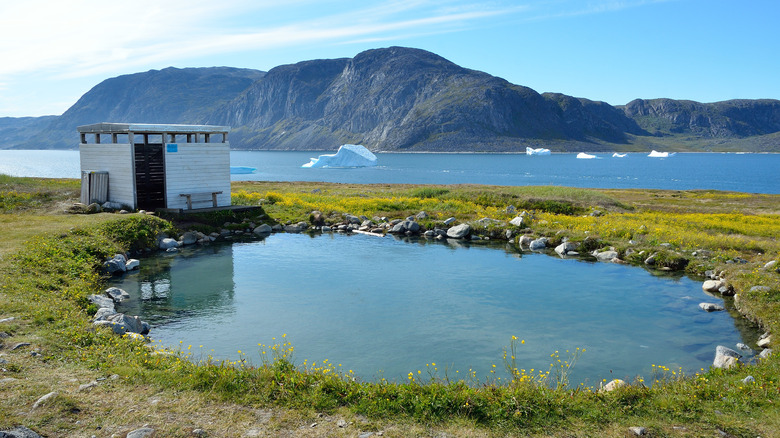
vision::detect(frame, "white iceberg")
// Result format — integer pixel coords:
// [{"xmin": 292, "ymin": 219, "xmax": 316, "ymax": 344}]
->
[
  {"xmin": 612, "ymin": 153, "xmax": 627, "ymax": 158},
  {"xmin": 230, "ymin": 166, "xmax": 256, "ymax": 174},
  {"xmin": 526, "ymin": 147, "xmax": 551, "ymax": 155},
  {"xmin": 302, "ymin": 144, "xmax": 378, "ymax": 168},
  {"xmin": 648, "ymin": 150, "xmax": 675, "ymax": 158},
  {"xmin": 576, "ymin": 152, "xmax": 597, "ymax": 159}
]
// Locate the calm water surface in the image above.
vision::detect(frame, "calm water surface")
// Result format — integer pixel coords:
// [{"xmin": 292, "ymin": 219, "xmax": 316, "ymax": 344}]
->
[
  {"xmin": 1, "ymin": 149, "xmax": 778, "ymax": 193},
  {"xmin": 111, "ymin": 233, "xmax": 758, "ymax": 384}
]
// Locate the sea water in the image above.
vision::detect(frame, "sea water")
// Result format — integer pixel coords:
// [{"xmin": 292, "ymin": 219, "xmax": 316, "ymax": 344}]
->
[
  {"xmin": 1, "ymin": 150, "xmax": 778, "ymax": 193},
  {"xmin": 111, "ymin": 233, "xmax": 758, "ymax": 385}
]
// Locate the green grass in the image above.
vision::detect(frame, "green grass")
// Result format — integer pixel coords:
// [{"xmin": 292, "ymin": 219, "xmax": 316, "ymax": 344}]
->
[{"xmin": 1, "ymin": 176, "xmax": 779, "ymax": 437}]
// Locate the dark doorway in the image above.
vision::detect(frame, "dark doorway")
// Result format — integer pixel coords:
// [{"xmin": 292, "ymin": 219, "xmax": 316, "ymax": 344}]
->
[{"xmin": 134, "ymin": 137, "xmax": 165, "ymax": 210}]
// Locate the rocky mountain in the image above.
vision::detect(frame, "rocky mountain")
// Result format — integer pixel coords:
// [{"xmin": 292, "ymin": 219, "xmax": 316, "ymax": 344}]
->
[
  {"xmin": 621, "ymin": 98, "xmax": 780, "ymax": 138},
  {"xmin": 2, "ymin": 47, "xmax": 778, "ymax": 152},
  {"xmin": 9, "ymin": 67, "xmax": 266, "ymax": 149},
  {"xmin": 210, "ymin": 47, "xmax": 646, "ymax": 151}
]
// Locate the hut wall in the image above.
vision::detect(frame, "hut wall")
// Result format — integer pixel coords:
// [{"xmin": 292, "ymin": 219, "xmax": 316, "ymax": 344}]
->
[
  {"xmin": 79, "ymin": 143, "xmax": 136, "ymax": 208},
  {"xmin": 163, "ymin": 142, "xmax": 231, "ymax": 209}
]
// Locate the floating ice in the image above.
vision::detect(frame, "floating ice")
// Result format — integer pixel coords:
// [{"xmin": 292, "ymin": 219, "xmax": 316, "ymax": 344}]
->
[
  {"xmin": 648, "ymin": 150, "xmax": 675, "ymax": 158},
  {"xmin": 612, "ymin": 153, "xmax": 627, "ymax": 158},
  {"xmin": 576, "ymin": 152, "xmax": 597, "ymax": 159},
  {"xmin": 302, "ymin": 144, "xmax": 378, "ymax": 168},
  {"xmin": 230, "ymin": 166, "xmax": 256, "ymax": 174},
  {"xmin": 526, "ymin": 147, "xmax": 551, "ymax": 155}
]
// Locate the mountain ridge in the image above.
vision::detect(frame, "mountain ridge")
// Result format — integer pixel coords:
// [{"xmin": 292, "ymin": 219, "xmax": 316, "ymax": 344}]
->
[{"xmin": 2, "ymin": 47, "xmax": 778, "ymax": 152}]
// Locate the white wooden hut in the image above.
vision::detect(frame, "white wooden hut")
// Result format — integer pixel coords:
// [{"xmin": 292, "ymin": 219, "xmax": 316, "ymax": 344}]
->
[{"xmin": 77, "ymin": 123, "xmax": 231, "ymax": 211}]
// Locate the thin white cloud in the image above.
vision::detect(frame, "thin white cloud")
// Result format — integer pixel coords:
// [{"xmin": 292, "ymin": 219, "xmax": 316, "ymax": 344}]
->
[{"xmin": 0, "ymin": 0, "xmax": 524, "ymax": 81}]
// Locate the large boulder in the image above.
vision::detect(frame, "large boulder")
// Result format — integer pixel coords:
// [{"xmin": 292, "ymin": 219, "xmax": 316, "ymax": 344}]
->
[
  {"xmin": 284, "ymin": 222, "xmax": 309, "ymax": 233},
  {"xmin": 713, "ymin": 345, "xmax": 742, "ymax": 369},
  {"xmin": 446, "ymin": 223, "xmax": 471, "ymax": 239},
  {"xmin": 509, "ymin": 216, "xmax": 525, "ymax": 227},
  {"xmin": 159, "ymin": 238, "xmax": 180, "ymax": 250}
]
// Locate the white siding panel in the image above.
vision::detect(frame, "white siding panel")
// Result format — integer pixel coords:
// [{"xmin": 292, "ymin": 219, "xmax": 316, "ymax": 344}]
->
[
  {"xmin": 79, "ymin": 144, "xmax": 136, "ymax": 208},
  {"xmin": 164, "ymin": 143, "xmax": 231, "ymax": 209}
]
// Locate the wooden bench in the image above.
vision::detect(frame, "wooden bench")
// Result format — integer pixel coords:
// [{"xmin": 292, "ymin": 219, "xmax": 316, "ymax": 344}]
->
[{"xmin": 179, "ymin": 191, "xmax": 222, "ymax": 210}]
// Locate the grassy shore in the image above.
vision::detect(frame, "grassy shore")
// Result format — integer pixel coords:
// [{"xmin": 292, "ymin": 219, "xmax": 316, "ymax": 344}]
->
[{"xmin": 1, "ymin": 176, "xmax": 779, "ymax": 437}]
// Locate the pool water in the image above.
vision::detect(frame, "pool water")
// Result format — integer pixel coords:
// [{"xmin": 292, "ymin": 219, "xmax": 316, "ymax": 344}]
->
[{"xmin": 111, "ymin": 232, "xmax": 758, "ymax": 384}]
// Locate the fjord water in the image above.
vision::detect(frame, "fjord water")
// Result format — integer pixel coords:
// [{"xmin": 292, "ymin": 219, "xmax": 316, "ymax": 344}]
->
[
  {"xmin": 112, "ymin": 233, "xmax": 757, "ymax": 384},
  {"xmin": 1, "ymin": 149, "xmax": 778, "ymax": 193}
]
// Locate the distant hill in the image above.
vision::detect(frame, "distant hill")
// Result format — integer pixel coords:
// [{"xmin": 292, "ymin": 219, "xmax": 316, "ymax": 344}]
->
[
  {"xmin": 1, "ymin": 47, "xmax": 778, "ymax": 152},
  {"xmin": 9, "ymin": 67, "xmax": 266, "ymax": 149}
]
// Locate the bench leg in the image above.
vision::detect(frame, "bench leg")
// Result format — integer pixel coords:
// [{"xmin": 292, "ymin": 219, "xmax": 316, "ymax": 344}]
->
[{"xmin": 211, "ymin": 192, "xmax": 218, "ymax": 207}]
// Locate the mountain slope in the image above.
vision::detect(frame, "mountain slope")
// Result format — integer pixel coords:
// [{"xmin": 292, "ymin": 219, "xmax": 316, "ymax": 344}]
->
[
  {"xmin": 19, "ymin": 67, "xmax": 265, "ymax": 149},
  {"xmin": 212, "ymin": 47, "xmax": 644, "ymax": 151}
]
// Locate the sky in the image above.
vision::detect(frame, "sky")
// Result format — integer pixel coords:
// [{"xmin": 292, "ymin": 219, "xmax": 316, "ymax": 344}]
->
[{"xmin": 1, "ymin": 0, "xmax": 778, "ymax": 117}]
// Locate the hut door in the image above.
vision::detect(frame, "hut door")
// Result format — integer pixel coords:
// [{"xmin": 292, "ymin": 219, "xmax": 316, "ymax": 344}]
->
[{"xmin": 134, "ymin": 140, "xmax": 166, "ymax": 210}]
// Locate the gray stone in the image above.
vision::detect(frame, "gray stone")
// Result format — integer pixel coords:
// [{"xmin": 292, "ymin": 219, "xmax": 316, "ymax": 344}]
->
[
  {"xmin": 703, "ymin": 280, "xmax": 725, "ymax": 293},
  {"xmin": 757, "ymin": 335, "xmax": 772, "ymax": 348},
  {"xmin": 159, "ymin": 238, "xmax": 180, "ymax": 250},
  {"xmin": 644, "ymin": 254, "xmax": 656, "ymax": 265},
  {"xmin": 126, "ymin": 428, "xmax": 155, "ymax": 438},
  {"xmin": 443, "ymin": 217, "xmax": 456, "ymax": 225},
  {"xmin": 713, "ymin": 345, "xmax": 741, "ymax": 369},
  {"xmin": 594, "ymin": 250, "xmax": 619, "ymax": 261},
  {"xmin": 105, "ymin": 287, "xmax": 130, "ymax": 303},
  {"xmin": 125, "ymin": 259, "xmax": 140, "ymax": 270},
  {"xmin": 446, "ymin": 223, "xmax": 471, "ymax": 239},
  {"xmin": 192, "ymin": 429, "xmax": 207, "ymax": 437},
  {"xmin": 11, "ymin": 342, "xmax": 31, "ymax": 350},
  {"xmin": 94, "ymin": 313, "xmax": 149, "ymax": 335},
  {"xmin": 742, "ymin": 375, "xmax": 755, "ymax": 384},
  {"xmin": 0, "ymin": 317, "xmax": 15, "ymax": 324},
  {"xmin": 86, "ymin": 203, "xmax": 102, "ymax": 213},
  {"xmin": 78, "ymin": 381, "xmax": 99, "ymax": 392},
  {"xmin": 518, "ymin": 235, "xmax": 534, "ymax": 247},
  {"xmin": 32, "ymin": 391, "xmax": 58, "ymax": 409},
  {"xmin": 509, "ymin": 216, "xmax": 524, "ymax": 227},
  {"xmin": 763, "ymin": 260, "xmax": 777, "ymax": 270},
  {"xmin": 181, "ymin": 231, "xmax": 199, "ymax": 245},
  {"xmin": 284, "ymin": 222, "xmax": 308, "ymax": 233},
  {"xmin": 0, "ymin": 426, "xmax": 43, "ymax": 438},
  {"xmin": 253, "ymin": 224, "xmax": 272, "ymax": 235},
  {"xmin": 415, "ymin": 211, "xmax": 428, "ymax": 220},
  {"xmin": 736, "ymin": 343, "xmax": 754, "ymax": 354},
  {"xmin": 600, "ymin": 379, "xmax": 627, "ymax": 392},
  {"xmin": 555, "ymin": 241, "xmax": 578, "ymax": 256},
  {"xmin": 529, "ymin": 237, "xmax": 548, "ymax": 250},
  {"xmin": 103, "ymin": 255, "xmax": 127, "ymax": 275},
  {"xmin": 699, "ymin": 302, "xmax": 724, "ymax": 312},
  {"xmin": 628, "ymin": 426, "xmax": 646, "ymax": 436},
  {"xmin": 88, "ymin": 294, "xmax": 115, "ymax": 311},
  {"xmin": 590, "ymin": 210, "xmax": 603, "ymax": 217},
  {"xmin": 759, "ymin": 348, "xmax": 773, "ymax": 359},
  {"xmin": 337, "ymin": 419, "xmax": 348, "ymax": 428},
  {"xmin": 344, "ymin": 214, "xmax": 361, "ymax": 224},
  {"xmin": 93, "ymin": 307, "xmax": 116, "ymax": 321},
  {"xmin": 750, "ymin": 285, "xmax": 771, "ymax": 293},
  {"xmin": 321, "ymin": 225, "xmax": 332, "ymax": 232}
]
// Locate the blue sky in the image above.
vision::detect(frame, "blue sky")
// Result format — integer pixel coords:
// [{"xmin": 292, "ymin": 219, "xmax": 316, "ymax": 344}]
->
[{"xmin": 1, "ymin": 0, "xmax": 778, "ymax": 117}]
